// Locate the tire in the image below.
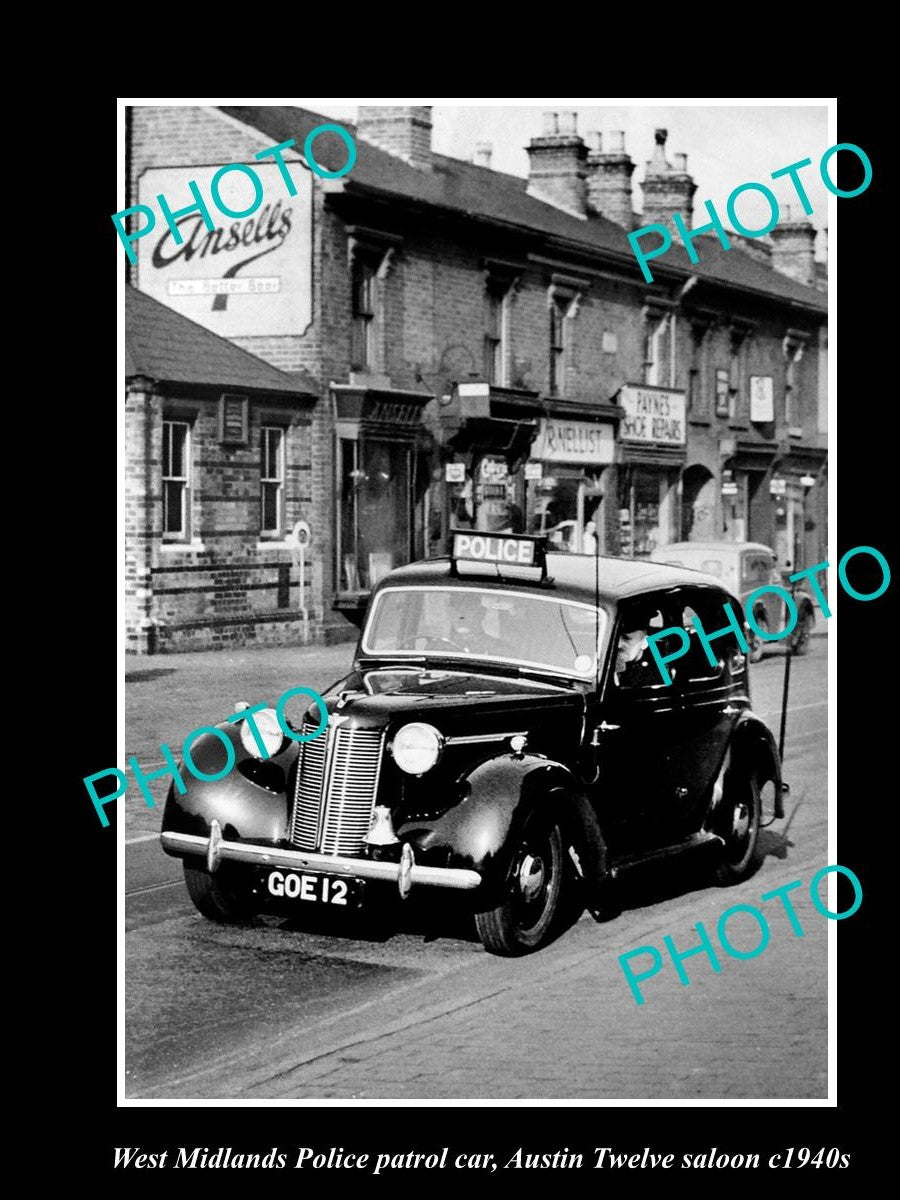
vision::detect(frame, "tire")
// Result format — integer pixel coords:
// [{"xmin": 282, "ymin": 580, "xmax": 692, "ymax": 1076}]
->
[
  {"xmin": 183, "ymin": 863, "xmax": 253, "ymax": 923},
  {"xmin": 714, "ymin": 773, "xmax": 762, "ymax": 885},
  {"xmin": 791, "ymin": 611, "xmax": 813, "ymax": 656},
  {"xmin": 474, "ymin": 811, "xmax": 565, "ymax": 956},
  {"xmin": 748, "ymin": 612, "xmax": 768, "ymax": 663}
]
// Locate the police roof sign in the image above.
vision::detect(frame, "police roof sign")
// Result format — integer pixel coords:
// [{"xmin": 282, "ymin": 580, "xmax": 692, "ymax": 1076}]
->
[
  {"xmin": 452, "ymin": 532, "xmax": 538, "ymax": 566},
  {"xmin": 619, "ymin": 386, "xmax": 686, "ymax": 446}
]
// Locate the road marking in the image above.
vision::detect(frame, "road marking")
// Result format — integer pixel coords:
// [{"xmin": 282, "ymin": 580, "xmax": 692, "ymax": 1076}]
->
[
  {"xmin": 762, "ymin": 700, "xmax": 828, "ymax": 716},
  {"xmin": 126, "ymin": 880, "xmax": 183, "ymax": 898},
  {"xmin": 125, "ymin": 832, "xmax": 161, "ymax": 845}
]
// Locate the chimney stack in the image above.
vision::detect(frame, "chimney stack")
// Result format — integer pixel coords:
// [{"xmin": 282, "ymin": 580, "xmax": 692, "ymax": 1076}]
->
[
  {"xmin": 356, "ymin": 106, "xmax": 433, "ymax": 171},
  {"xmin": 474, "ymin": 141, "xmax": 492, "ymax": 168},
  {"xmin": 641, "ymin": 129, "xmax": 696, "ymax": 233},
  {"xmin": 526, "ymin": 110, "xmax": 588, "ymax": 217},
  {"xmin": 769, "ymin": 204, "xmax": 818, "ymax": 288},
  {"xmin": 586, "ymin": 129, "xmax": 636, "ymax": 230}
]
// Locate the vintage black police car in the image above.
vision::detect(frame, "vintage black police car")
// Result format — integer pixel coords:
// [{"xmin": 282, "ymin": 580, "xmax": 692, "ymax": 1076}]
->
[{"xmin": 161, "ymin": 533, "xmax": 786, "ymax": 956}]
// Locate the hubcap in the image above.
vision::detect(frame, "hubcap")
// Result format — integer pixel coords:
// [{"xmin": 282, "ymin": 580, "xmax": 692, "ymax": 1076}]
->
[
  {"xmin": 733, "ymin": 801, "xmax": 750, "ymax": 840},
  {"xmin": 518, "ymin": 853, "xmax": 545, "ymax": 902}
]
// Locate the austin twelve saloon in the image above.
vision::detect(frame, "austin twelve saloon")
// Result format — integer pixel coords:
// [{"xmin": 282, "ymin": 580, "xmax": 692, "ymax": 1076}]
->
[{"xmin": 161, "ymin": 533, "xmax": 787, "ymax": 956}]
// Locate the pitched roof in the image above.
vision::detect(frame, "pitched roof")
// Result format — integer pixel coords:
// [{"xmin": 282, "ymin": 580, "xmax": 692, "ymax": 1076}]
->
[
  {"xmin": 219, "ymin": 105, "xmax": 827, "ymax": 316},
  {"xmin": 125, "ymin": 285, "xmax": 318, "ymax": 395}
]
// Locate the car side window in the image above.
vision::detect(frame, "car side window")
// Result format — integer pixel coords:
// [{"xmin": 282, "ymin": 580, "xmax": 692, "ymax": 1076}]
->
[
  {"xmin": 742, "ymin": 553, "xmax": 773, "ymax": 589},
  {"xmin": 611, "ymin": 598, "xmax": 676, "ymax": 691},
  {"xmin": 678, "ymin": 590, "xmax": 747, "ymax": 686}
]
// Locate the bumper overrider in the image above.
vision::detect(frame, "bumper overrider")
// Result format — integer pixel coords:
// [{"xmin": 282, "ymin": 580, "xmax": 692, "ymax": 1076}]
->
[{"xmin": 161, "ymin": 820, "xmax": 482, "ymax": 898}]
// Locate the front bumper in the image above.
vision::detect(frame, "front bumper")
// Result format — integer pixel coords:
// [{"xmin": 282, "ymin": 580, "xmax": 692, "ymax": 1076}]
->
[{"xmin": 160, "ymin": 825, "xmax": 482, "ymax": 892}]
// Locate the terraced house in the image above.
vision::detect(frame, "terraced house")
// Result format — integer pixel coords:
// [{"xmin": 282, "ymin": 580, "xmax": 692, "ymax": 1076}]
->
[{"xmin": 124, "ymin": 104, "xmax": 827, "ymax": 653}]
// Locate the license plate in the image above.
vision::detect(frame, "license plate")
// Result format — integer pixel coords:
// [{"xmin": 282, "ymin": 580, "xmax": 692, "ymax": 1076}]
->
[{"xmin": 264, "ymin": 869, "xmax": 358, "ymax": 906}]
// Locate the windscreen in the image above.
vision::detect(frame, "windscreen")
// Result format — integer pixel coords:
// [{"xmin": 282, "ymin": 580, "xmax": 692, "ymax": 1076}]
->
[{"xmin": 362, "ymin": 586, "xmax": 606, "ymax": 679}]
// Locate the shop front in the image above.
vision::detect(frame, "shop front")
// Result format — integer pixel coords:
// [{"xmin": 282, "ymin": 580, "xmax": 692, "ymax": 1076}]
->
[
  {"xmin": 771, "ymin": 445, "xmax": 827, "ymax": 571},
  {"xmin": 333, "ymin": 385, "xmax": 433, "ymax": 614},
  {"xmin": 439, "ymin": 383, "xmax": 541, "ymax": 542},
  {"xmin": 526, "ymin": 406, "xmax": 618, "ymax": 554},
  {"xmin": 719, "ymin": 438, "xmax": 779, "ymax": 547},
  {"xmin": 616, "ymin": 384, "xmax": 686, "ymax": 558}
]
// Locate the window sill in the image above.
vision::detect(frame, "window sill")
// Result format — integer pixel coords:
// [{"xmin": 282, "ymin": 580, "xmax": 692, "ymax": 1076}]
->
[
  {"xmin": 688, "ymin": 416, "xmax": 711, "ymax": 426},
  {"xmin": 256, "ymin": 539, "xmax": 292, "ymax": 550},
  {"xmin": 727, "ymin": 423, "xmax": 749, "ymax": 431},
  {"xmin": 788, "ymin": 427, "xmax": 804, "ymax": 439},
  {"xmin": 160, "ymin": 540, "xmax": 206, "ymax": 553}
]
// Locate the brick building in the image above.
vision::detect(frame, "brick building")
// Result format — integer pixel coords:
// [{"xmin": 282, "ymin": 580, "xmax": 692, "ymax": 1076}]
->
[
  {"xmin": 125, "ymin": 286, "xmax": 318, "ymax": 652},
  {"xmin": 125, "ymin": 104, "xmax": 827, "ymax": 652}
]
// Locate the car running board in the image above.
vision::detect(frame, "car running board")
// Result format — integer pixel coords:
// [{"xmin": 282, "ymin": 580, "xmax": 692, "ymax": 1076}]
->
[{"xmin": 609, "ymin": 830, "xmax": 725, "ymax": 878}]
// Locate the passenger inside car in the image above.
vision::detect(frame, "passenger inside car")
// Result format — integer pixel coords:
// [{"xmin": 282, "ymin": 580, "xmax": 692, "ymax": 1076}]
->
[{"xmin": 614, "ymin": 604, "xmax": 665, "ymax": 685}]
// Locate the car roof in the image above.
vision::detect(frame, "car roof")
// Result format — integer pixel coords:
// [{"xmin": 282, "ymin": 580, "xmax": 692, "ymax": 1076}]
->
[
  {"xmin": 650, "ymin": 541, "xmax": 774, "ymax": 557},
  {"xmin": 373, "ymin": 553, "xmax": 734, "ymax": 608}
]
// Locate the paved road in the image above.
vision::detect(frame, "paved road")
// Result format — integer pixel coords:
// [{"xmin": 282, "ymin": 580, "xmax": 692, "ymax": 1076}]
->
[{"xmin": 124, "ymin": 634, "xmax": 829, "ymax": 1100}]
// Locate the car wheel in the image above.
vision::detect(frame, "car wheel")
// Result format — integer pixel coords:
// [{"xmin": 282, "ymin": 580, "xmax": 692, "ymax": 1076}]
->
[
  {"xmin": 474, "ymin": 811, "xmax": 564, "ymax": 956},
  {"xmin": 183, "ymin": 863, "xmax": 253, "ymax": 923},
  {"xmin": 748, "ymin": 612, "xmax": 767, "ymax": 663},
  {"xmin": 714, "ymin": 773, "xmax": 762, "ymax": 885},
  {"xmin": 791, "ymin": 611, "xmax": 813, "ymax": 656}
]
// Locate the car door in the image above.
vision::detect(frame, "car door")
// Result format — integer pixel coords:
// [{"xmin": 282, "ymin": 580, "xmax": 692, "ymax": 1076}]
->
[
  {"xmin": 591, "ymin": 591, "xmax": 685, "ymax": 851},
  {"xmin": 672, "ymin": 586, "xmax": 750, "ymax": 835}
]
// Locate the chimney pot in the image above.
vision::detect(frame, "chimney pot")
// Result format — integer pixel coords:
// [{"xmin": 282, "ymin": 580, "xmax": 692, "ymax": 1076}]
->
[
  {"xmin": 781, "ymin": 203, "xmax": 793, "ymax": 222},
  {"xmin": 585, "ymin": 130, "xmax": 602, "ymax": 152},
  {"xmin": 474, "ymin": 141, "xmax": 492, "ymax": 168},
  {"xmin": 655, "ymin": 128, "xmax": 668, "ymax": 146},
  {"xmin": 674, "ymin": 152, "xmax": 688, "ymax": 172},
  {"xmin": 557, "ymin": 110, "xmax": 577, "ymax": 136},
  {"xmin": 542, "ymin": 111, "xmax": 558, "ymax": 136},
  {"xmin": 609, "ymin": 130, "xmax": 625, "ymax": 153}
]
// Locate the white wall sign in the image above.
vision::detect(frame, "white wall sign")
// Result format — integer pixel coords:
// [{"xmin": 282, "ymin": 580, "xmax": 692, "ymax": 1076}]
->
[
  {"xmin": 619, "ymin": 386, "xmax": 686, "ymax": 446},
  {"xmin": 445, "ymin": 462, "xmax": 465, "ymax": 483},
  {"xmin": 137, "ymin": 161, "xmax": 312, "ymax": 337},
  {"xmin": 533, "ymin": 418, "xmax": 615, "ymax": 464},
  {"xmin": 750, "ymin": 375, "xmax": 775, "ymax": 422}
]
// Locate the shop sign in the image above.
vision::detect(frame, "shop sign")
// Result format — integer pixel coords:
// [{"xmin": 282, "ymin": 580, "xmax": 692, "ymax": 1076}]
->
[
  {"xmin": 479, "ymin": 458, "xmax": 508, "ymax": 483},
  {"xmin": 445, "ymin": 462, "xmax": 465, "ymax": 483},
  {"xmin": 524, "ymin": 461, "xmax": 543, "ymax": 481},
  {"xmin": 363, "ymin": 399, "xmax": 423, "ymax": 426},
  {"xmin": 137, "ymin": 162, "xmax": 312, "ymax": 338},
  {"xmin": 722, "ymin": 481, "xmax": 739, "ymax": 496},
  {"xmin": 770, "ymin": 477, "xmax": 787, "ymax": 496},
  {"xmin": 619, "ymin": 387, "xmax": 686, "ymax": 446},
  {"xmin": 533, "ymin": 418, "xmax": 615, "ymax": 464},
  {"xmin": 750, "ymin": 376, "xmax": 774, "ymax": 422}
]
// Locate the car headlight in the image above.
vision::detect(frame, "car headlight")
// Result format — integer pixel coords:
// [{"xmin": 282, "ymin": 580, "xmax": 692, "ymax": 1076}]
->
[
  {"xmin": 240, "ymin": 707, "xmax": 285, "ymax": 759},
  {"xmin": 391, "ymin": 722, "xmax": 443, "ymax": 775}
]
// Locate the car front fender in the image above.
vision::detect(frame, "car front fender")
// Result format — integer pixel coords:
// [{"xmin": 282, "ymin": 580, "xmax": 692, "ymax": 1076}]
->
[{"xmin": 160, "ymin": 723, "xmax": 301, "ymax": 848}]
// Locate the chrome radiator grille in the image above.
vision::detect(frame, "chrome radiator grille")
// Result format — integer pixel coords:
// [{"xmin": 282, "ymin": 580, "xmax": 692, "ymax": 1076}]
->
[{"xmin": 290, "ymin": 722, "xmax": 385, "ymax": 855}]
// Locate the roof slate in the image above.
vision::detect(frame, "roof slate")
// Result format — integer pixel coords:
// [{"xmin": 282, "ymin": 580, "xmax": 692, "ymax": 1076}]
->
[
  {"xmin": 219, "ymin": 105, "xmax": 827, "ymax": 316},
  {"xmin": 125, "ymin": 285, "xmax": 318, "ymax": 395}
]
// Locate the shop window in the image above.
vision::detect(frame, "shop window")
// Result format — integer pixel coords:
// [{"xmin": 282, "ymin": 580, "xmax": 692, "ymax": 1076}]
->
[
  {"xmin": 338, "ymin": 436, "xmax": 413, "ymax": 593},
  {"xmin": 162, "ymin": 419, "xmax": 191, "ymax": 541},
  {"xmin": 351, "ymin": 258, "xmax": 376, "ymax": 371},
  {"xmin": 618, "ymin": 466, "xmax": 676, "ymax": 558},
  {"xmin": 260, "ymin": 425, "xmax": 285, "ymax": 536}
]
